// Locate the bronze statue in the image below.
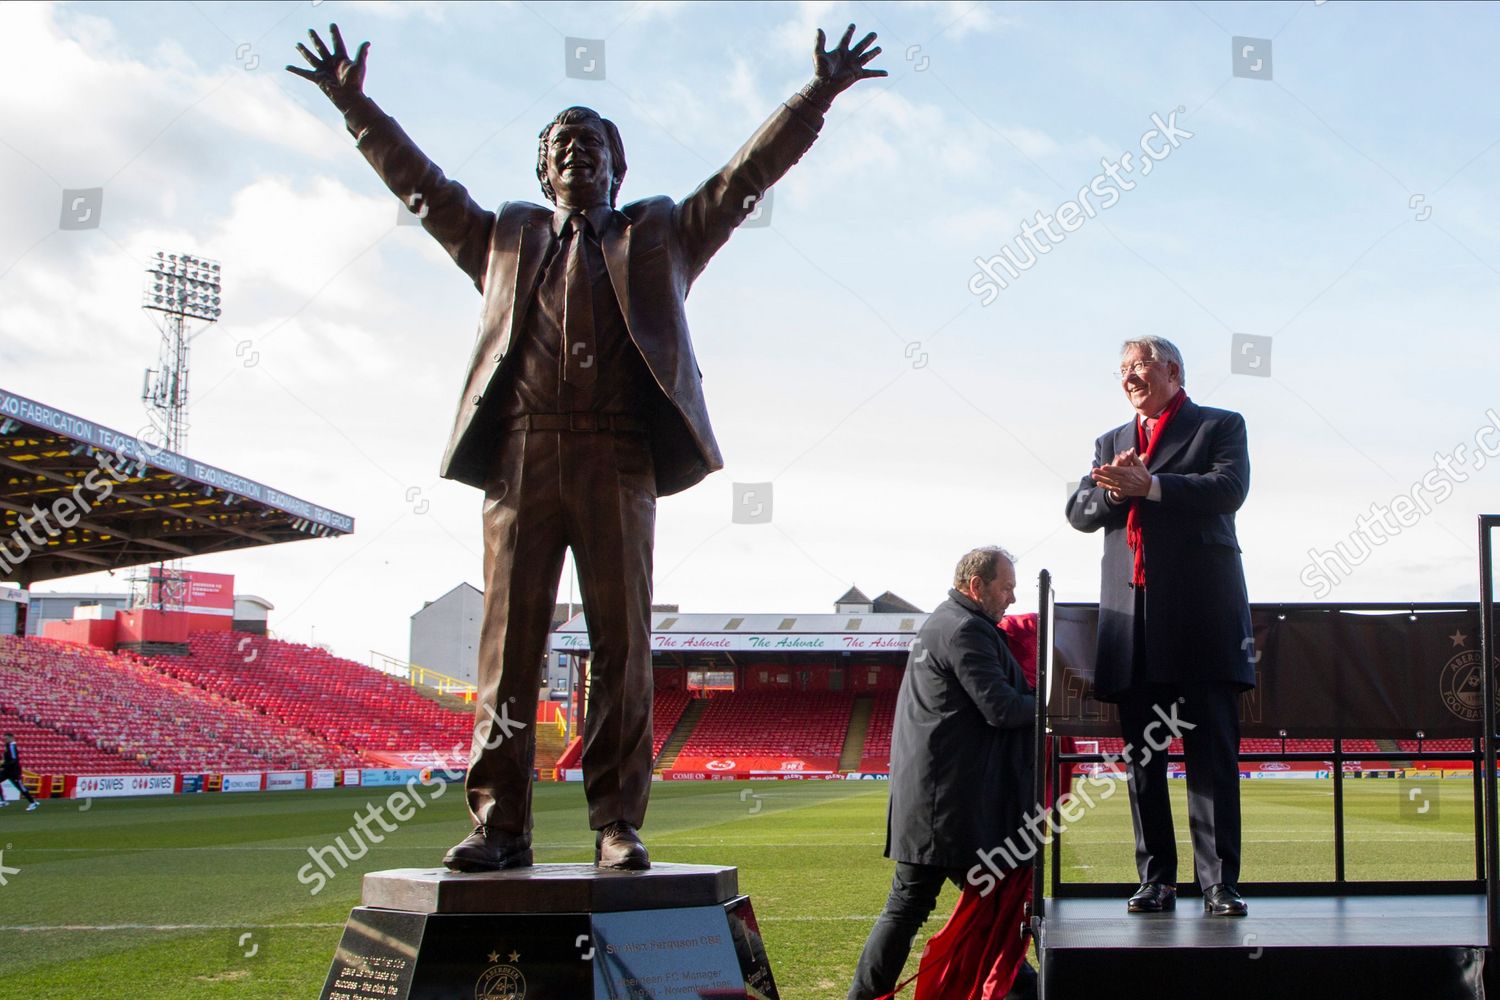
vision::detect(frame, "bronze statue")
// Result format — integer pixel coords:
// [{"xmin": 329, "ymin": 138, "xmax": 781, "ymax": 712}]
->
[{"xmin": 289, "ymin": 22, "xmax": 883, "ymax": 871}]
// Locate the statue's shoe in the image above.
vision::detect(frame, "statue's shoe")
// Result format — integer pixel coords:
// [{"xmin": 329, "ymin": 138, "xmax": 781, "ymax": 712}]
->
[
  {"xmin": 442, "ymin": 825, "xmax": 533, "ymax": 872},
  {"xmin": 594, "ymin": 820, "xmax": 650, "ymax": 870}
]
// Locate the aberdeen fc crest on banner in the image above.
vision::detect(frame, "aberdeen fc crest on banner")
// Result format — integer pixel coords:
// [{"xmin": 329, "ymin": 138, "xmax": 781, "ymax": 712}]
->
[{"xmin": 1439, "ymin": 630, "xmax": 1498, "ymax": 724}]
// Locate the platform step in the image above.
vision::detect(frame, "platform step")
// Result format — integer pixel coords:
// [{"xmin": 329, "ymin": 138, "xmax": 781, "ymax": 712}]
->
[{"xmin": 1039, "ymin": 895, "xmax": 1488, "ymax": 1000}]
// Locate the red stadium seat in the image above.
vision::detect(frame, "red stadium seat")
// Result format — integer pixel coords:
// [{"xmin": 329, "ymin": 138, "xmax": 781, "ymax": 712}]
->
[{"xmin": 0, "ymin": 632, "xmax": 462, "ymax": 774}]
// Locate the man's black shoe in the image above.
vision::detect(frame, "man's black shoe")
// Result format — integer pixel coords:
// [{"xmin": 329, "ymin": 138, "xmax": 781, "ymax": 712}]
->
[
  {"xmin": 1203, "ymin": 883, "xmax": 1248, "ymax": 917},
  {"xmin": 595, "ymin": 820, "xmax": 650, "ymax": 870},
  {"xmin": 1126, "ymin": 881, "xmax": 1177, "ymax": 913},
  {"xmin": 442, "ymin": 825, "xmax": 533, "ymax": 872}
]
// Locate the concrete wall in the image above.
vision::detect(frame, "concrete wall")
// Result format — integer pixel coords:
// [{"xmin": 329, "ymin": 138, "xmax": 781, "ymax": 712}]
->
[
  {"xmin": 409, "ymin": 584, "xmax": 483, "ymax": 685},
  {"xmin": 25, "ymin": 594, "xmax": 130, "ymax": 637}
]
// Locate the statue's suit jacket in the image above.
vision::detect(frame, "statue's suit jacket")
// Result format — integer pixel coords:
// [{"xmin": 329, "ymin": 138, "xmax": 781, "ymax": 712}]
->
[
  {"xmin": 1066, "ymin": 400, "xmax": 1256, "ymax": 701},
  {"xmin": 343, "ymin": 95, "xmax": 827, "ymax": 496}
]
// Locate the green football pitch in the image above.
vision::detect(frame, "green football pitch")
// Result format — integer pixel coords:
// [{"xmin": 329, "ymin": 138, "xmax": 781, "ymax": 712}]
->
[{"xmin": 0, "ymin": 777, "xmax": 1480, "ymax": 999}]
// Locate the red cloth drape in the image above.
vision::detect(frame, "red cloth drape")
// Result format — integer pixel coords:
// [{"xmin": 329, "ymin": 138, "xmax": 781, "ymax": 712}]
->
[
  {"xmin": 997, "ymin": 615, "xmax": 1038, "ymax": 689},
  {"xmin": 999, "ymin": 613, "xmax": 1060, "ymax": 807},
  {"xmin": 910, "ymin": 870, "xmax": 1032, "ymax": 1000}
]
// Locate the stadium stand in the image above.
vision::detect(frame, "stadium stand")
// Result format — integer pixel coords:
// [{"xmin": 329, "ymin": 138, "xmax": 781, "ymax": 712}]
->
[
  {"xmin": 0, "ymin": 635, "xmax": 362, "ymax": 772},
  {"xmin": 150, "ymin": 632, "xmax": 471, "ymax": 756},
  {"xmin": 1397, "ymin": 739, "xmax": 1473, "ymax": 752},
  {"xmin": 527, "ymin": 687, "xmax": 694, "ymax": 773},
  {"xmin": 3, "ymin": 623, "xmax": 1476, "ymax": 783},
  {"xmin": 1242, "ymin": 738, "xmax": 1336, "ymax": 753},
  {"xmin": 1076, "ymin": 737, "xmax": 1408, "ymax": 757},
  {"xmin": 678, "ymin": 691, "xmax": 854, "ymax": 758},
  {"xmin": 0, "ymin": 710, "xmax": 153, "ymax": 775}
]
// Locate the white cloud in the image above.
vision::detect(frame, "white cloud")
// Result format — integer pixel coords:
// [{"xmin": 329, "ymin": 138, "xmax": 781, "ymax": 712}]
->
[
  {"xmin": 903, "ymin": 0, "xmax": 1014, "ymax": 41},
  {"xmin": 341, "ymin": 1, "xmax": 457, "ymax": 23}
]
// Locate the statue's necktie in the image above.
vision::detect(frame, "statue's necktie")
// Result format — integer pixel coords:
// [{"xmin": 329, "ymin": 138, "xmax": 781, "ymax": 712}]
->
[{"xmin": 563, "ymin": 213, "xmax": 596, "ymax": 387}]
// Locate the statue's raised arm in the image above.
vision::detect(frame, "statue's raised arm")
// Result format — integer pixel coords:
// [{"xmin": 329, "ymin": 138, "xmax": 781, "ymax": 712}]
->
[
  {"xmin": 286, "ymin": 23, "xmax": 493, "ymax": 290},
  {"xmin": 674, "ymin": 23, "xmax": 886, "ymax": 279}
]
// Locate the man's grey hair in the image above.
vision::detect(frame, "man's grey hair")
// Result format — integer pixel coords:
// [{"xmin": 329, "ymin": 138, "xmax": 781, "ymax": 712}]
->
[
  {"xmin": 1122, "ymin": 336, "xmax": 1186, "ymax": 387},
  {"xmin": 953, "ymin": 546, "xmax": 1017, "ymax": 590}
]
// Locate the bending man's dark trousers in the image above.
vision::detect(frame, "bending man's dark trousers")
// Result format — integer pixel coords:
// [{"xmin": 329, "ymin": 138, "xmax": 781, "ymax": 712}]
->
[{"xmin": 847, "ymin": 862, "xmax": 960, "ymax": 1000}]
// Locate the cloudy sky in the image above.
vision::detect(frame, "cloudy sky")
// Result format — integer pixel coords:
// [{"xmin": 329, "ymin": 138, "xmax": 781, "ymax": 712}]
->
[{"xmin": 4, "ymin": 0, "xmax": 1499, "ymax": 663}]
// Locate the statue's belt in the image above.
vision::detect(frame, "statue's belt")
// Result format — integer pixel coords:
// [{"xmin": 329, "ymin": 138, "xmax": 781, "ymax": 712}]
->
[{"xmin": 504, "ymin": 413, "xmax": 649, "ymax": 434}]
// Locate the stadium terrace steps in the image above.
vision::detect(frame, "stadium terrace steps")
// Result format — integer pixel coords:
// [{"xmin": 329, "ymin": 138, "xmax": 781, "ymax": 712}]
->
[
  {"xmin": 533, "ymin": 715, "xmax": 568, "ymax": 779},
  {"xmin": 0, "ymin": 634, "xmax": 362, "ymax": 773},
  {"xmin": 857, "ymin": 691, "xmax": 897, "ymax": 773},
  {"xmin": 651, "ymin": 689, "xmax": 692, "ymax": 759},
  {"xmin": 837, "ymin": 695, "xmax": 875, "ymax": 772},
  {"xmin": 412, "ymin": 687, "xmax": 474, "ymax": 712},
  {"xmin": 654, "ymin": 697, "xmax": 706, "ymax": 770}
]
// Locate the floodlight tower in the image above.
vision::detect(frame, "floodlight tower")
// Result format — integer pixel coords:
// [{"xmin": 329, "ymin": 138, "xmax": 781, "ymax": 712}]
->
[
  {"xmin": 141, "ymin": 250, "xmax": 222, "ymax": 454},
  {"xmin": 137, "ymin": 251, "xmax": 222, "ymax": 611}
]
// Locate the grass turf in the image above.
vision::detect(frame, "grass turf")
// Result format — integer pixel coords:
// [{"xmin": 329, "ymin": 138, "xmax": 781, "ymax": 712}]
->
[{"xmin": 0, "ymin": 776, "xmax": 1479, "ymax": 998}]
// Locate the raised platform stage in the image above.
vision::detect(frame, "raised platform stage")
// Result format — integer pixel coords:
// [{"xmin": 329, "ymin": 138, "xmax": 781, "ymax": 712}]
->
[{"xmin": 1037, "ymin": 894, "xmax": 1489, "ymax": 999}]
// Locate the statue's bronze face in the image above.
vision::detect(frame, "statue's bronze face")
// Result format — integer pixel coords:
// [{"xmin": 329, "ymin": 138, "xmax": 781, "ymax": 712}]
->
[{"xmin": 543, "ymin": 121, "xmax": 614, "ymax": 210}]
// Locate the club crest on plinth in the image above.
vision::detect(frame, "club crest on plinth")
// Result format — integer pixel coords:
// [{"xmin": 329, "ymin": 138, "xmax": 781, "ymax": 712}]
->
[{"xmin": 475, "ymin": 950, "xmax": 526, "ymax": 1000}]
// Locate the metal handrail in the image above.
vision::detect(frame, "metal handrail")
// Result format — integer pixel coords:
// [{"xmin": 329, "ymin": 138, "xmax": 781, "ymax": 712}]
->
[
  {"xmin": 1031, "ymin": 571, "xmax": 1054, "ymax": 931},
  {"xmin": 1478, "ymin": 515, "xmax": 1498, "ymax": 950},
  {"xmin": 368, "ymin": 650, "xmax": 478, "ymax": 697}
]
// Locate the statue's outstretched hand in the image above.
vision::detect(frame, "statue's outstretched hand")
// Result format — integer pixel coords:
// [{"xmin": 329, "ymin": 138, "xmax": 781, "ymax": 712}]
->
[
  {"xmin": 287, "ymin": 24, "xmax": 369, "ymax": 111},
  {"xmin": 814, "ymin": 24, "xmax": 886, "ymax": 98}
]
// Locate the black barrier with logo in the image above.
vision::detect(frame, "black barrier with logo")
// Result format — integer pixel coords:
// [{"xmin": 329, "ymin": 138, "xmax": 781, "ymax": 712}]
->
[
  {"xmin": 1479, "ymin": 515, "xmax": 1499, "ymax": 951},
  {"xmin": 1028, "ymin": 585, "xmax": 1498, "ymax": 901},
  {"xmin": 1027, "ymin": 517, "xmax": 1500, "ymax": 986},
  {"xmin": 1049, "ymin": 603, "xmax": 1493, "ymax": 739}
]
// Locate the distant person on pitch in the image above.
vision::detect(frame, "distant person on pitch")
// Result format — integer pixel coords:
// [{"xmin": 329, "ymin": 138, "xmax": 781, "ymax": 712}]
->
[
  {"xmin": 0, "ymin": 733, "xmax": 38, "ymax": 811},
  {"xmin": 1066, "ymin": 336, "xmax": 1255, "ymax": 917},
  {"xmin": 848, "ymin": 547, "xmax": 1036, "ymax": 1000}
]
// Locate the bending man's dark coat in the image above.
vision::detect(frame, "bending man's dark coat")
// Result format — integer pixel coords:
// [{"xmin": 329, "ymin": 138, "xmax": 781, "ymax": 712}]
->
[{"xmin": 886, "ymin": 590, "xmax": 1036, "ymax": 869}]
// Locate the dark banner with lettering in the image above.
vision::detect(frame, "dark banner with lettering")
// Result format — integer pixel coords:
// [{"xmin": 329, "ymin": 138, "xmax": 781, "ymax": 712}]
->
[
  {"xmin": 0, "ymin": 386, "xmax": 353, "ymax": 533},
  {"xmin": 1050, "ymin": 604, "xmax": 1494, "ymax": 738}
]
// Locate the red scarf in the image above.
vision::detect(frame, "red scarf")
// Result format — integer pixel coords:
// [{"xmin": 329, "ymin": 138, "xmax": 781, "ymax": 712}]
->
[{"xmin": 1126, "ymin": 389, "xmax": 1187, "ymax": 587}]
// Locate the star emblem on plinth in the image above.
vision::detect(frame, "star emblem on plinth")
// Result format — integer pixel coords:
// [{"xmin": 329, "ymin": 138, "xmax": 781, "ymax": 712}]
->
[
  {"xmin": 1451, "ymin": 629, "xmax": 1468, "ymax": 648},
  {"xmin": 487, "ymin": 951, "xmax": 499, "ymax": 963},
  {"xmin": 508, "ymin": 950, "xmax": 520, "ymax": 963}
]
